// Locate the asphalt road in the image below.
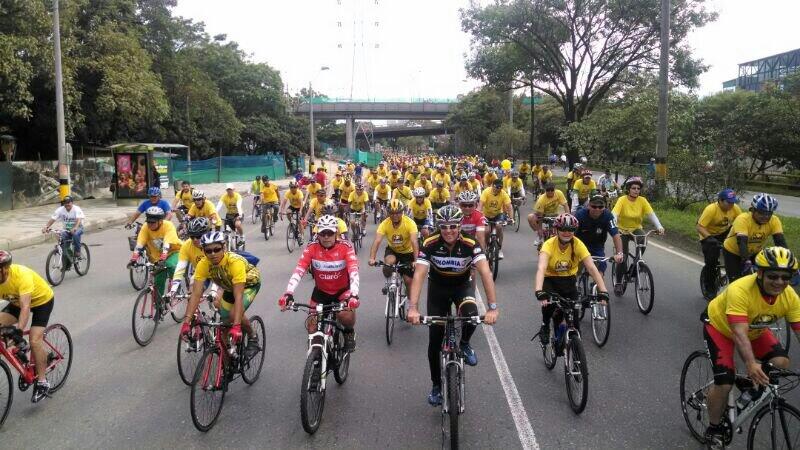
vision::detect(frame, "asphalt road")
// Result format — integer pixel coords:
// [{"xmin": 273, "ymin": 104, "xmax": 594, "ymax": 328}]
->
[{"xmin": 2, "ymin": 196, "xmax": 798, "ymax": 449}]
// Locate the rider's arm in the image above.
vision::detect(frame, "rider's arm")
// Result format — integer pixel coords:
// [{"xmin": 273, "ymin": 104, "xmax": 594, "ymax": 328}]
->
[
  {"xmin": 44, "ymin": 217, "xmax": 56, "ymax": 231},
  {"xmin": 408, "ymin": 260, "xmax": 429, "ymax": 310},
  {"xmin": 737, "ymin": 235, "xmax": 750, "ymax": 260},
  {"xmin": 171, "ymin": 259, "xmax": 189, "ymax": 292},
  {"xmin": 231, "ymin": 283, "xmax": 245, "ymax": 326},
  {"xmin": 279, "ymin": 197, "xmax": 287, "ymax": 214},
  {"xmin": 730, "ymin": 321, "xmax": 767, "ymax": 384},
  {"xmin": 128, "ymin": 211, "xmax": 142, "ymax": 226},
  {"xmin": 368, "ymin": 232, "xmax": 384, "ymax": 262},
  {"xmin": 14, "ymin": 293, "xmax": 32, "ymax": 331},
  {"xmin": 345, "ymin": 245, "xmax": 360, "ymax": 297},
  {"xmin": 410, "ymin": 231, "xmax": 420, "ymax": 263},
  {"xmin": 215, "ymin": 199, "xmax": 225, "ymax": 216},
  {"xmin": 773, "ymin": 233, "xmax": 788, "ymax": 248},
  {"xmin": 236, "ymin": 196, "xmax": 243, "ymax": 217},
  {"xmin": 534, "ymin": 251, "xmax": 549, "ymax": 292},
  {"xmin": 285, "ymin": 246, "xmax": 313, "ymax": 294},
  {"xmin": 696, "ymin": 223, "xmax": 711, "ymax": 239},
  {"xmin": 646, "ymin": 212, "xmax": 664, "ymax": 231},
  {"xmin": 474, "ymin": 257, "xmax": 497, "ymax": 306}
]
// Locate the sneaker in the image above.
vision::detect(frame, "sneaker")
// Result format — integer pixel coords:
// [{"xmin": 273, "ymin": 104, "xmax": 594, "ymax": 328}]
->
[
  {"xmin": 704, "ymin": 427, "xmax": 725, "ymax": 450},
  {"xmin": 427, "ymin": 385, "xmax": 442, "ymax": 406},
  {"xmin": 31, "ymin": 380, "xmax": 50, "ymax": 403},
  {"xmin": 381, "ymin": 286, "xmax": 389, "ymax": 295},
  {"xmin": 245, "ymin": 335, "xmax": 260, "ymax": 358},
  {"xmin": 498, "ymin": 250, "xmax": 504, "ymax": 260},
  {"xmin": 613, "ymin": 283, "xmax": 624, "ymax": 297},
  {"xmin": 460, "ymin": 342, "xmax": 477, "ymax": 366},
  {"xmin": 538, "ymin": 324, "xmax": 550, "ymax": 346},
  {"xmin": 344, "ymin": 331, "xmax": 357, "ymax": 353}
]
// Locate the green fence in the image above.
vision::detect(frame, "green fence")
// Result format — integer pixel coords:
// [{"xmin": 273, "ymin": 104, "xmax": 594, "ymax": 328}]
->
[
  {"xmin": 170, "ymin": 155, "xmax": 287, "ymax": 185},
  {"xmin": 320, "ymin": 145, "xmax": 383, "ymax": 168}
]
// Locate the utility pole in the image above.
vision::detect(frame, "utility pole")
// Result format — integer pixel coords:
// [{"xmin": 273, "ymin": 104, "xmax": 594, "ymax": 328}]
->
[
  {"xmin": 53, "ymin": 0, "xmax": 69, "ymax": 200},
  {"xmin": 655, "ymin": 0, "xmax": 670, "ymax": 196},
  {"xmin": 309, "ymin": 81, "xmax": 315, "ymax": 163},
  {"xmin": 529, "ymin": 83, "xmax": 535, "ymax": 166},
  {"xmin": 508, "ymin": 88, "xmax": 514, "ymax": 158}
]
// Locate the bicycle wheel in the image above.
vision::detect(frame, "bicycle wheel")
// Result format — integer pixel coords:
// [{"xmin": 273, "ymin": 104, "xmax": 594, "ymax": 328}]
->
[
  {"xmin": 73, "ymin": 243, "xmax": 91, "ymax": 276},
  {"xmin": 263, "ymin": 214, "xmax": 271, "ymax": 241},
  {"xmin": 251, "ymin": 205, "xmax": 258, "ymax": 224},
  {"xmin": 129, "ymin": 258, "xmax": 149, "ymax": 291},
  {"xmin": 699, "ymin": 266, "xmax": 714, "ymax": 301},
  {"xmin": 268, "ymin": 214, "xmax": 274, "ymax": 237},
  {"xmin": 0, "ymin": 360, "xmax": 12, "ymax": 428},
  {"xmin": 679, "ymin": 350, "xmax": 713, "ymax": 443},
  {"xmin": 190, "ymin": 350, "xmax": 227, "ymax": 432},
  {"xmin": 610, "ymin": 261, "xmax": 624, "ymax": 297},
  {"xmin": 747, "ymin": 399, "xmax": 800, "ymax": 449},
  {"xmin": 542, "ymin": 335, "xmax": 557, "ymax": 370},
  {"xmin": 634, "ymin": 263, "xmax": 655, "ymax": 315},
  {"xmin": 576, "ymin": 273, "xmax": 589, "ymax": 321},
  {"xmin": 564, "ymin": 336, "xmax": 589, "ymax": 414},
  {"xmin": 591, "ymin": 297, "xmax": 611, "ymax": 347},
  {"xmin": 177, "ymin": 320, "xmax": 205, "ymax": 386},
  {"xmin": 169, "ymin": 281, "xmax": 188, "ymax": 323},
  {"xmin": 43, "ymin": 323, "xmax": 73, "ymax": 392},
  {"xmin": 385, "ymin": 292, "xmax": 396, "ymax": 346},
  {"xmin": 45, "ymin": 249, "xmax": 65, "ymax": 286},
  {"xmin": 300, "ymin": 348, "xmax": 326, "ymax": 434},
  {"xmin": 514, "ymin": 207, "xmax": 521, "ymax": 232},
  {"xmin": 131, "ymin": 288, "xmax": 159, "ymax": 346},
  {"xmin": 334, "ymin": 330, "xmax": 350, "ymax": 384},
  {"xmin": 241, "ymin": 315, "xmax": 266, "ymax": 385},
  {"xmin": 286, "ymin": 223, "xmax": 296, "ymax": 253},
  {"xmin": 446, "ymin": 363, "xmax": 461, "ymax": 450}
]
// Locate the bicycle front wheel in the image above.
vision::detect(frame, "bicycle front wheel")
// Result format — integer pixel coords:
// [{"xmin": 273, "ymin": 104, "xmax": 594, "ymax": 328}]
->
[
  {"xmin": 286, "ymin": 223, "xmax": 296, "ymax": 253},
  {"xmin": 251, "ymin": 205, "xmax": 258, "ymax": 224},
  {"xmin": 334, "ymin": 331, "xmax": 350, "ymax": 384},
  {"xmin": 74, "ymin": 243, "xmax": 91, "ymax": 276},
  {"xmin": 446, "ymin": 364, "xmax": 461, "ymax": 450},
  {"xmin": 385, "ymin": 292, "xmax": 396, "ymax": 346},
  {"xmin": 0, "ymin": 360, "xmax": 12, "ymax": 428},
  {"xmin": 169, "ymin": 281, "xmax": 188, "ymax": 323},
  {"xmin": 591, "ymin": 300, "xmax": 611, "ymax": 347},
  {"xmin": 129, "ymin": 258, "xmax": 149, "ymax": 291},
  {"xmin": 241, "ymin": 315, "xmax": 266, "ymax": 385},
  {"xmin": 699, "ymin": 265, "xmax": 715, "ymax": 301},
  {"xmin": 514, "ymin": 207, "xmax": 521, "ymax": 232},
  {"xmin": 131, "ymin": 288, "xmax": 159, "ymax": 346},
  {"xmin": 564, "ymin": 336, "xmax": 588, "ymax": 414},
  {"xmin": 635, "ymin": 263, "xmax": 655, "ymax": 314},
  {"xmin": 679, "ymin": 350, "xmax": 713, "ymax": 443},
  {"xmin": 576, "ymin": 272, "xmax": 589, "ymax": 322},
  {"xmin": 300, "ymin": 348, "xmax": 326, "ymax": 434},
  {"xmin": 190, "ymin": 350, "xmax": 227, "ymax": 432},
  {"xmin": 45, "ymin": 249, "xmax": 65, "ymax": 286},
  {"xmin": 747, "ymin": 399, "xmax": 800, "ymax": 449},
  {"xmin": 43, "ymin": 323, "xmax": 73, "ymax": 392},
  {"xmin": 177, "ymin": 320, "xmax": 205, "ymax": 386}
]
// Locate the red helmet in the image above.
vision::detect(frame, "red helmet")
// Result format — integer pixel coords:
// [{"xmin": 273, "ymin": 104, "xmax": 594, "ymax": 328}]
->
[
  {"xmin": 554, "ymin": 213, "xmax": 579, "ymax": 231},
  {"xmin": 0, "ymin": 250, "xmax": 11, "ymax": 267}
]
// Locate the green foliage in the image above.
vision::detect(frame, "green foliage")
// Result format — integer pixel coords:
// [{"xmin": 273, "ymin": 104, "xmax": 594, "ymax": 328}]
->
[{"xmin": 445, "ymin": 86, "xmax": 508, "ymax": 153}]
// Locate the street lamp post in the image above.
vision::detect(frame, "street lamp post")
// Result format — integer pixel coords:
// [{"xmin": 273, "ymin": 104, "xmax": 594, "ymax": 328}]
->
[
  {"xmin": 53, "ymin": 0, "xmax": 69, "ymax": 200},
  {"xmin": 309, "ymin": 66, "xmax": 330, "ymax": 165}
]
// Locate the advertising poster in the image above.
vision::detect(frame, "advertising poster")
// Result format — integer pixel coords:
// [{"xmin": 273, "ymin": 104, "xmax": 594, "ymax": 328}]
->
[
  {"xmin": 115, "ymin": 153, "xmax": 150, "ymax": 199},
  {"xmin": 153, "ymin": 156, "xmax": 170, "ymax": 189}
]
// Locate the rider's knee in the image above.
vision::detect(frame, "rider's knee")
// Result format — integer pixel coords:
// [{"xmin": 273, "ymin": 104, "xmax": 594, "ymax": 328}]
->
[{"xmin": 770, "ymin": 356, "xmax": 791, "ymax": 369}]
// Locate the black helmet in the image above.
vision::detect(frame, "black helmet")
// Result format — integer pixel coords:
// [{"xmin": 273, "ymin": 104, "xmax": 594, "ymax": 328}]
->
[
  {"xmin": 187, "ymin": 217, "xmax": 211, "ymax": 237},
  {"xmin": 61, "ymin": 196, "xmax": 74, "ymax": 205},
  {"xmin": 435, "ymin": 205, "xmax": 463, "ymax": 224}
]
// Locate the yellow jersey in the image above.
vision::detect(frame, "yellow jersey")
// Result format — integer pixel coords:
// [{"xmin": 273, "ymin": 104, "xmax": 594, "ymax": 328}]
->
[
  {"xmin": 193, "ymin": 252, "xmax": 260, "ymax": 291},
  {"xmin": 408, "ymin": 198, "xmax": 432, "ymax": 220},
  {"xmin": 454, "ymin": 182, "xmax": 474, "ymax": 195},
  {"xmin": 433, "ymin": 172, "xmax": 451, "ymax": 186},
  {"xmin": 339, "ymin": 182, "xmax": 355, "ymax": 201},
  {"xmin": 284, "ymin": 189, "xmax": 305, "ymax": 209},
  {"xmin": 135, "ymin": 220, "xmax": 182, "ymax": 262},
  {"xmin": 348, "ymin": 191, "xmax": 370, "ymax": 211},
  {"xmin": 188, "ymin": 199, "xmax": 222, "ymax": 226},
  {"xmin": 175, "ymin": 189, "xmax": 194, "ymax": 209},
  {"xmin": 392, "ymin": 186, "xmax": 414, "ymax": 203},
  {"xmin": 219, "ymin": 192, "xmax": 243, "ymax": 215},
  {"xmin": 505, "ymin": 178, "xmax": 525, "ymax": 194},
  {"xmin": 366, "ymin": 175, "xmax": 380, "ymax": 189},
  {"xmin": 480, "ymin": 187, "xmax": 511, "ymax": 219},
  {"xmin": 539, "ymin": 236, "xmax": 591, "ymax": 277},
  {"xmin": 306, "ymin": 182, "xmax": 323, "ymax": 197},
  {"xmin": 723, "ymin": 212, "xmax": 784, "ymax": 256},
  {"xmin": 174, "ymin": 240, "xmax": 206, "ymax": 280},
  {"xmin": 483, "ymin": 172, "xmax": 498, "ymax": 186},
  {"xmin": 377, "ymin": 216, "xmax": 418, "ymax": 254},
  {"xmin": 260, "ymin": 183, "xmax": 279, "ymax": 203},
  {"xmin": 538, "ymin": 170, "xmax": 553, "ymax": 183},
  {"xmin": 374, "ymin": 184, "xmax": 391, "ymax": 201},
  {"xmin": 414, "ymin": 179, "xmax": 433, "ymax": 194},
  {"xmin": 612, "ymin": 195, "xmax": 654, "ymax": 233},
  {"xmin": 313, "ymin": 217, "xmax": 348, "ymax": 236},
  {"xmin": 519, "ymin": 163, "xmax": 531, "ymax": 175},
  {"xmin": 0, "ymin": 264, "xmax": 53, "ymax": 308},
  {"xmin": 429, "ymin": 188, "xmax": 450, "ymax": 204},
  {"xmin": 534, "ymin": 190, "xmax": 568, "ymax": 216},
  {"xmin": 572, "ymin": 179, "xmax": 597, "ymax": 199},
  {"xmin": 331, "ymin": 177, "xmax": 343, "ymax": 190},
  {"xmin": 308, "ymin": 198, "xmax": 325, "ymax": 218},
  {"xmin": 697, "ymin": 202, "xmax": 742, "ymax": 239}
]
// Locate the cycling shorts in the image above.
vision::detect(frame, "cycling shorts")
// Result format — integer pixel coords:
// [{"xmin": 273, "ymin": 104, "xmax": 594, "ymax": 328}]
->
[
  {"xmin": 311, "ymin": 287, "xmax": 351, "ymax": 306},
  {"xmin": 384, "ymin": 247, "xmax": 415, "ymax": 278},
  {"xmin": 486, "ymin": 213, "xmax": 507, "ymax": 224},
  {"xmin": 414, "ymin": 217, "xmax": 432, "ymax": 229},
  {"xmin": 224, "ymin": 213, "xmax": 240, "ymax": 230},
  {"xmin": 703, "ymin": 318, "xmax": 786, "ymax": 385},
  {"xmin": 3, "ymin": 299, "xmax": 54, "ymax": 328},
  {"xmin": 219, "ymin": 283, "xmax": 260, "ymax": 322}
]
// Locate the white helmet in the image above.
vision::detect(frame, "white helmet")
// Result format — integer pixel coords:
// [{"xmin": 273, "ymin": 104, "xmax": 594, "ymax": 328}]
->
[
  {"xmin": 200, "ymin": 231, "xmax": 226, "ymax": 246},
  {"xmin": 413, "ymin": 187, "xmax": 426, "ymax": 197},
  {"xmin": 316, "ymin": 215, "xmax": 339, "ymax": 234},
  {"xmin": 192, "ymin": 190, "xmax": 205, "ymax": 200}
]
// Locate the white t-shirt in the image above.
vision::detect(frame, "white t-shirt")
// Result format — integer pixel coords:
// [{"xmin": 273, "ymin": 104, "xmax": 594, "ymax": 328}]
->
[{"xmin": 52, "ymin": 205, "xmax": 85, "ymax": 231}]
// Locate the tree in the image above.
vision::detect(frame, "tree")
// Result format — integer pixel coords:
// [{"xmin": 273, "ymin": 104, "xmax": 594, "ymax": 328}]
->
[{"xmin": 445, "ymin": 87, "xmax": 507, "ymax": 153}]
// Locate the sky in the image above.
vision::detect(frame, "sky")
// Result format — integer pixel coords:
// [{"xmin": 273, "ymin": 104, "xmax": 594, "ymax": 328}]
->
[{"xmin": 172, "ymin": 0, "xmax": 800, "ymax": 99}]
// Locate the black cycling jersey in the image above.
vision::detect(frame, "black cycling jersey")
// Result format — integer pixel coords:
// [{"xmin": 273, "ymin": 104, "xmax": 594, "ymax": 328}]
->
[{"xmin": 417, "ymin": 233, "xmax": 485, "ymax": 286}]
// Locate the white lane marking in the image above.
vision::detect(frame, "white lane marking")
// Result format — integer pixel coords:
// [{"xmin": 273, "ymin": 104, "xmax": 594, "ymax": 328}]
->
[
  {"xmin": 475, "ymin": 290, "xmax": 539, "ymax": 450},
  {"xmin": 648, "ymin": 241, "xmax": 704, "ymax": 266}
]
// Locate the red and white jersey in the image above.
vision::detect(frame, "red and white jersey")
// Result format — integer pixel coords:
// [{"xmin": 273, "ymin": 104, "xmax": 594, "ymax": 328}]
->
[
  {"xmin": 285, "ymin": 240, "xmax": 360, "ymax": 296},
  {"xmin": 460, "ymin": 210, "xmax": 487, "ymax": 237}
]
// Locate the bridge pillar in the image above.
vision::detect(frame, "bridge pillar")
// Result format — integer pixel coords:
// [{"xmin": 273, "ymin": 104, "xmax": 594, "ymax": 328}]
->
[{"xmin": 345, "ymin": 116, "xmax": 355, "ymax": 150}]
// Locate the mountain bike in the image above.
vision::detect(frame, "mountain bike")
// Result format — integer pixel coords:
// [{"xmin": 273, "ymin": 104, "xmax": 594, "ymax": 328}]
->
[
  {"xmin": 421, "ymin": 314, "xmax": 486, "ymax": 450},
  {"xmin": 43, "ymin": 229, "xmax": 90, "ymax": 286},
  {"xmin": 533, "ymin": 293, "xmax": 589, "ymax": 414},
  {"xmin": 576, "ymin": 256, "xmax": 613, "ymax": 347},
  {"xmin": 680, "ymin": 351, "xmax": 800, "ymax": 449},
  {"xmin": 611, "ymin": 230, "xmax": 656, "ymax": 315},
  {"xmin": 511, "ymin": 196, "xmax": 523, "ymax": 232},
  {"xmin": 0, "ymin": 324, "xmax": 72, "ymax": 427},
  {"xmin": 485, "ymin": 219, "xmax": 509, "ymax": 281},
  {"xmin": 224, "ymin": 222, "xmax": 245, "ymax": 252},
  {"xmin": 374, "ymin": 261, "xmax": 410, "ymax": 345},
  {"xmin": 251, "ymin": 196, "xmax": 262, "ymax": 224},
  {"xmin": 284, "ymin": 210, "xmax": 304, "ymax": 253},
  {"xmin": 261, "ymin": 202, "xmax": 277, "ymax": 241},
  {"xmin": 177, "ymin": 291, "xmax": 217, "ymax": 386},
  {"xmin": 128, "ymin": 260, "xmax": 187, "ymax": 346},
  {"xmin": 349, "ymin": 212, "xmax": 365, "ymax": 253},
  {"xmin": 125, "ymin": 222, "xmax": 150, "ymax": 291},
  {"xmin": 286, "ymin": 300, "xmax": 352, "ymax": 434},
  {"xmin": 189, "ymin": 313, "xmax": 265, "ymax": 431}
]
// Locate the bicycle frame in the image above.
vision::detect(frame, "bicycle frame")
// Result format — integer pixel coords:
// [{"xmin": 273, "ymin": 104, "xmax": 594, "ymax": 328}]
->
[
  {"xmin": 291, "ymin": 303, "xmax": 349, "ymax": 392},
  {"xmin": 0, "ymin": 329, "xmax": 64, "ymax": 386}
]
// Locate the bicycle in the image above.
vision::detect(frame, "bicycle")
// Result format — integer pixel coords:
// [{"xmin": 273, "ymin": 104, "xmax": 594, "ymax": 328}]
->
[
  {"xmin": 680, "ymin": 351, "xmax": 800, "ymax": 449},
  {"xmin": 251, "ymin": 196, "xmax": 262, "ymax": 224},
  {"xmin": 286, "ymin": 300, "xmax": 352, "ymax": 434},
  {"xmin": 0, "ymin": 324, "xmax": 73, "ymax": 427},
  {"xmin": 189, "ymin": 312, "xmax": 266, "ymax": 432},
  {"xmin": 374, "ymin": 261, "xmax": 410, "ymax": 345},
  {"xmin": 532, "ymin": 293, "xmax": 589, "ymax": 414},
  {"xmin": 261, "ymin": 203, "xmax": 277, "ymax": 241},
  {"xmin": 374, "ymin": 200, "xmax": 387, "ymax": 224},
  {"xmin": 177, "ymin": 291, "xmax": 217, "ymax": 386},
  {"xmin": 128, "ymin": 260, "xmax": 187, "ymax": 347},
  {"xmin": 537, "ymin": 216, "xmax": 557, "ymax": 252},
  {"xmin": 349, "ymin": 211, "xmax": 364, "ymax": 254},
  {"xmin": 125, "ymin": 222, "xmax": 149, "ymax": 291},
  {"xmin": 700, "ymin": 260, "xmax": 728, "ymax": 302},
  {"xmin": 485, "ymin": 219, "xmax": 509, "ymax": 281},
  {"xmin": 511, "ymin": 196, "xmax": 523, "ymax": 232},
  {"xmin": 43, "ymin": 229, "xmax": 90, "ymax": 286},
  {"xmin": 224, "ymin": 223, "xmax": 245, "ymax": 252},
  {"xmin": 610, "ymin": 230, "xmax": 656, "ymax": 315},
  {"xmin": 284, "ymin": 210, "xmax": 304, "ymax": 253},
  {"xmin": 421, "ymin": 314, "xmax": 486, "ymax": 450},
  {"xmin": 576, "ymin": 256, "xmax": 614, "ymax": 347}
]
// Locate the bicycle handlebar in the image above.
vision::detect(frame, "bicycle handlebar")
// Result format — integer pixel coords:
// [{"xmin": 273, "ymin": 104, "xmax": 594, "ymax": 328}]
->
[
  {"xmin": 372, "ymin": 261, "xmax": 412, "ymax": 269},
  {"xmin": 619, "ymin": 230, "xmax": 659, "ymax": 237},
  {"xmin": 421, "ymin": 315, "xmax": 486, "ymax": 326},
  {"xmin": 288, "ymin": 302, "xmax": 350, "ymax": 314}
]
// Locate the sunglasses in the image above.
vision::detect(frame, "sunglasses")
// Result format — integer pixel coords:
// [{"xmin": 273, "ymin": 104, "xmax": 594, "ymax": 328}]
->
[
  {"xmin": 765, "ymin": 272, "xmax": 793, "ymax": 282},
  {"xmin": 590, "ymin": 204, "xmax": 605, "ymax": 209},
  {"xmin": 557, "ymin": 227, "xmax": 577, "ymax": 233},
  {"xmin": 460, "ymin": 203, "xmax": 475, "ymax": 208},
  {"xmin": 545, "ymin": 189, "xmax": 555, "ymax": 192},
  {"xmin": 203, "ymin": 246, "xmax": 224, "ymax": 254},
  {"xmin": 318, "ymin": 230, "xmax": 336, "ymax": 237},
  {"xmin": 439, "ymin": 224, "xmax": 459, "ymax": 230}
]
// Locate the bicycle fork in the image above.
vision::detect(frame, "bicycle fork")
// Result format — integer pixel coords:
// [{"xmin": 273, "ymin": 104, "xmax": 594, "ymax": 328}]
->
[{"xmin": 307, "ymin": 331, "xmax": 329, "ymax": 391}]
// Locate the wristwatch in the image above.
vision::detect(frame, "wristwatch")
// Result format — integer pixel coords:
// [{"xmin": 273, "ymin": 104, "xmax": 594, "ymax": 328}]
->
[{"xmin": 487, "ymin": 303, "xmax": 498, "ymax": 311}]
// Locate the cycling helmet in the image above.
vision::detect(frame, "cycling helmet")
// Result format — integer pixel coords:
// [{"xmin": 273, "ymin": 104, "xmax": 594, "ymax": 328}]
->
[
  {"xmin": 468, "ymin": 171, "xmax": 476, "ymax": 178},
  {"xmin": 263, "ymin": 175, "xmax": 270, "ymax": 181},
  {"xmin": 316, "ymin": 215, "xmax": 339, "ymax": 234},
  {"xmin": 755, "ymin": 247, "xmax": 798, "ymax": 271},
  {"xmin": 751, "ymin": 193, "xmax": 778, "ymax": 212},
  {"xmin": 61, "ymin": 195, "xmax": 74, "ymax": 205},
  {"xmin": 511, "ymin": 170, "xmax": 519, "ymax": 177},
  {"xmin": 255, "ymin": 175, "xmax": 261, "ymax": 180},
  {"xmin": 573, "ymin": 163, "xmax": 583, "ymax": 170},
  {"xmin": 580, "ymin": 156, "xmax": 588, "ymax": 164},
  {"xmin": 356, "ymin": 182, "xmax": 364, "ymax": 189},
  {"xmin": 144, "ymin": 206, "xmax": 165, "ymax": 222},
  {"xmin": 288, "ymin": 181, "xmax": 297, "ymax": 188},
  {"xmin": 413, "ymin": 187, "xmax": 426, "ymax": 198},
  {"xmin": 718, "ymin": 188, "xmax": 737, "ymax": 203},
  {"xmin": 459, "ymin": 174, "xmax": 468, "ymax": 181},
  {"xmin": 582, "ymin": 170, "xmax": 593, "ymax": 177},
  {"xmin": 322, "ymin": 199, "xmax": 338, "ymax": 215},
  {"xmin": 458, "ymin": 191, "xmax": 478, "ymax": 204},
  {"xmin": 435, "ymin": 205, "xmax": 463, "ymax": 224},
  {"xmin": 379, "ymin": 178, "xmax": 387, "ymax": 184},
  {"xmin": 0, "ymin": 250, "xmax": 11, "ymax": 267},
  {"xmin": 625, "ymin": 176, "xmax": 643, "ymax": 188},
  {"xmin": 200, "ymin": 231, "xmax": 226, "ymax": 247},
  {"xmin": 148, "ymin": 186, "xmax": 161, "ymax": 197},
  {"xmin": 187, "ymin": 217, "xmax": 211, "ymax": 237},
  {"xmin": 388, "ymin": 199, "xmax": 404, "ymax": 213},
  {"xmin": 492, "ymin": 179, "xmax": 504, "ymax": 188},
  {"xmin": 588, "ymin": 194, "xmax": 606, "ymax": 207},
  {"xmin": 192, "ymin": 190, "xmax": 205, "ymax": 200},
  {"xmin": 554, "ymin": 213, "xmax": 579, "ymax": 231},
  {"xmin": 435, "ymin": 180, "xmax": 444, "ymax": 187}
]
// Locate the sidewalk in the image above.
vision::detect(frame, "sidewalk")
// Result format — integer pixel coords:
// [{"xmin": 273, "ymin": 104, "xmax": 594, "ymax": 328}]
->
[{"xmin": 0, "ymin": 158, "xmax": 343, "ymax": 251}]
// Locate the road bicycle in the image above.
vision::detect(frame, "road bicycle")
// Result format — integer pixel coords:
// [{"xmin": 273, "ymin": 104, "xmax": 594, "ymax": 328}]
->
[
  {"xmin": 43, "ymin": 229, "xmax": 90, "ymax": 286},
  {"xmin": 374, "ymin": 200, "xmax": 387, "ymax": 224},
  {"xmin": 511, "ymin": 196, "xmax": 523, "ymax": 232},
  {"xmin": 250, "ymin": 196, "xmax": 262, "ymax": 224},
  {"xmin": 421, "ymin": 314, "xmax": 486, "ymax": 450},
  {"xmin": 349, "ymin": 211, "xmax": 365, "ymax": 253},
  {"xmin": 126, "ymin": 222, "xmax": 149, "ymax": 291},
  {"xmin": 0, "ymin": 324, "xmax": 73, "ymax": 427},
  {"xmin": 610, "ymin": 230, "xmax": 656, "ymax": 315},
  {"xmin": 485, "ymin": 219, "xmax": 509, "ymax": 281},
  {"xmin": 532, "ymin": 293, "xmax": 589, "ymax": 414},
  {"xmin": 284, "ymin": 210, "xmax": 304, "ymax": 253},
  {"xmin": 286, "ymin": 300, "xmax": 352, "ymax": 434},
  {"xmin": 261, "ymin": 202, "xmax": 277, "ymax": 241},
  {"xmin": 700, "ymin": 240, "xmax": 728, "ymax": 301},
  {"xmin": 223, "ymin": 222, "xmax": 245, "ymax": 252},
  {"xmin": 576, "ymin": 256, "xmax": 614, "ymax": 347},
  {"xmin": 128, "ymin": 260, "xmax": 187, "ymax": 346},
  {"xmin": 374, "ymin": 261, "xmax": 410, "ymax": 345},
  {"xmin": 177, "ymin": 291, "xmax": 217, "ymax": 386},
  {"xmin": 680, "ymin": 351, "xmax": 800, "ymax": 449},
  {"xmin": 189, "ymin": 312, "xmax": 265, "ymax": 432}
]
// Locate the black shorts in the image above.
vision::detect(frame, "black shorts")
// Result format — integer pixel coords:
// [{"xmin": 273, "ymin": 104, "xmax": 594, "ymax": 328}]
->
[
  {"xmin": 224, "ymin": 213, "xmax": 240, "ymax": 230},
  {"xmin": 2, "ymin": 299, "xmax": 54, "ymax": 328},
  {"xmin": 311, "ymin": 287, "xmax": 350, "ymax": 305},
  {"xmin": 384, "ymin": 247, "xmax": 415, "ymax": 277}
]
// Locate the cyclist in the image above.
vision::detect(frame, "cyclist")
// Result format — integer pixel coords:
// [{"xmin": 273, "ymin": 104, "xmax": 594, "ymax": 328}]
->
[
  {"xmin": 186, "ymin": 190, "xmax": 222, "ymax": 230},
  {"xmin": 537, "ymin": 165, "xmax": 553, "ymax": 188},
  {"xmin": 42, "ymin": 196, "xmax": 85, "ymax": 266},
  {"xmin": 597, "ymin": 169, "xmax": 618, "ymax": 197},
  {"xmin": 0, "ymin": 250, "xmax": 55, "ymax": 402},
  {"xmin": 454, "ymin": 174, "xmax": 473, "ymax": 197},
  {"xmin": 366, "ymin": 170, "xmax": 380, "ymax": 197},
  {"xmin": 505, "ymin": 170, "xmax": 526, "ymax": 220},
  {"xmin": 173, "ymin": 180, "xmax": 195, "ymax": 220},
  {"xmin": 278, "ymin": 215, "xmax": 360, "ymax": 352},
  {"xmin": 169, "ymin": 217, "xmax": 218, "ymax": 299},
  {"xmin": 331, "ymin": 172, "xmax": 344, "ymax": 202},
  {"xmin": 701, "ymin": 247, "xmax": 800, "ymax": 449},
  {"xmin": 457, "ymin": 191, "xmax": 487, "ymax": 250},
  {"xmin": 428, "ymin": 180, "xmax": 451, "ymax": 210},
  {"xmin": 216, "ymin": 183, "xmax": 245, "ymax": 245},
  {"xmin": 128, "ymin": 207, "xmax": 182, "ymax": 299},
  {"xmin": 414, "ymin": 173, "xmax": 433, "ymax": 195},
  {"xmin": 348, "ymin": 182, "xmax": 370, "ymax": 236},
  {"xmin": 260, "ymin": 176, "xmax": 280, "ymax": 234},
  {"xmin": 372, "ymin": 178, "xmax": 392, "ymax": 214},
  {"xmin": 391, "ymin": 178, "xmax": 414, "ymax": 204},
  {"xmin": 570, "ymin": 170, "xmax": 596, "ymax": 213},
  {"xmin": 280, "ymin": 181, "xmax": 305, "ymax": 226},
  {"xmin": 468, "ymin": 171, "xmax": 482, "ymax": 192},
  {"xmin": 180, "ymin": 230, "xmax": 261, "ymax": 358},
  {"xmin": 722, "ymin": 193, "xmax": 787, "ymax": 282},
  {"xmin": 339, "ymin": 175, "xmax": 356, "ymax": 218},
  {"xmin": 408, "ymin": 187, "xmax": 434, "ymax": 240},
  {"xmin": 519, "ymin": 161, "xmax": 531, "ymax": 186},
  {"xmin": 697, "ymin": 188, "xmax": 742, "ymax": 292},
  {"xmin": 534, "ymin": 213, "xmax": 610, "ymax": 346},
  {"xmin": 126, "ymin": 186, "xmax": 172, "ymax": 227},
  {"xmin": 565, "ymin": 163, "xmax": 582, "ymax": 211},
  {"xmin": 575, "ymin": 194, "xmax": 624, "ymax": 275},
  {"xmin": 611, "ymin": 176, "xmax": 665, "ymax": 294},
  {"xmin": 407, "ymin": 205, "xmax": 499, "ymax": 405},
  {"xmin": 528, "ymin": 182, "xmax": 569, "ymax": 244},
  {"xmin": 303, "ymin": 189, "xmax": 328, "ymax": 225},
  {"xmin": 311, "ymin": 200, "xmax": 348, "ymax": 240},
  {"xmin": 369, "ymin": 199, "xmax": 418, "ymax": 296},
  {"xmin": 482, "ymin": 168, "xmax": 498, "ymax": 189},
  {"xmin": 480, "ymin": 179, "xmax": 513, "ymax": 259},
  {"xmin": 250, "ymin": 176, "xmax": 263, "ymax": 210},
  {"xmin": 433, "ymin": 164, "xmax": 451, "ymax": 187}
]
